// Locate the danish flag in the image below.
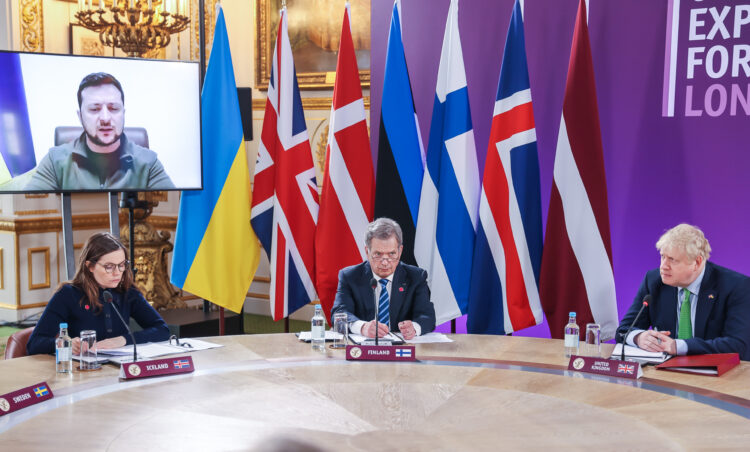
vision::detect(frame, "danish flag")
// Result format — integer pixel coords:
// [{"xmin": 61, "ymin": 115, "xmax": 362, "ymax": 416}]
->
[
  {"xmin": 315, "ymin": 3, "xmax": 374, "ymax": 322},
  {"xmin": 252, "ymin": 6, "xmax": 319, "ymax": 321}
]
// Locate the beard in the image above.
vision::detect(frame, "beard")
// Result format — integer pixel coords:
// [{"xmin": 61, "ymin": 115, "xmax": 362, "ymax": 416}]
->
[{"xmin": 86, "ymin": 129, "xmax": 121, "ymax": 148}]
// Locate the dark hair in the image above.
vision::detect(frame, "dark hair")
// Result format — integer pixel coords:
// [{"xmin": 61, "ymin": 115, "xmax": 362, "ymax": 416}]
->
[
  {"xmin": 67, "ymin": 232, "xmax": 136, "ymax": 312},
  {"xmin": 77, "ymin": 72, "xmax": 125, "ymax": 108}
]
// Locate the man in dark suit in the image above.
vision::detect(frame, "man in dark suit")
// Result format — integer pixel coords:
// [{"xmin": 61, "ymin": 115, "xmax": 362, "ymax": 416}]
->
[
  {"xmin": 617, "ymin": 224, "xmax": 750, "ymax": 360},
  {"xmin": 331, "ymin": 218, "xmax": 436, "ymax": 340}
]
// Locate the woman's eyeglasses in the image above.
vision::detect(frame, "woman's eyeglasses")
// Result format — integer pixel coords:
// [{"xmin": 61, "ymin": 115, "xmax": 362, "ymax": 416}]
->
[{"xmin": 97, "ymin": 260, "xmax": 130, "ymax": 274}]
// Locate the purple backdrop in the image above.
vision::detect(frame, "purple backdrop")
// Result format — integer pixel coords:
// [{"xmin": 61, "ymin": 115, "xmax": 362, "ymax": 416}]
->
[{"xmin": 370, "ymin": 0, "xmax": 750, "ymax": 337}]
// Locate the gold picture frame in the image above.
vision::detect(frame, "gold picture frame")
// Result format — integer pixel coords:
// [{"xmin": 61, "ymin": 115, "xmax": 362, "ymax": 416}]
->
[
  {"xmin": 70, "ymin": 24, "xmax": 114, "ymax": 57},
  {"xmin": 256, "ymin": 0, "xmax": 371, "ymax": 90}
]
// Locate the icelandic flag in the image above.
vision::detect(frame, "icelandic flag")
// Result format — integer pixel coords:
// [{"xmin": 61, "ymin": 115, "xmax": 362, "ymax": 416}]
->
[
  {"xmin": 539, "ymin": 0, "xmax": 618, "ymax": 341},
  {"xmin": 251, "ymin": 6, "xmax": 319, "ymax": 321},
  {"xmin": 173, "ymin": 359, "xmax": 190, "ymax": 369},
  {"xmin": 0, "ymin": 52, "xmax": 37, "ymax": 183},
  {"xmin": 171, "ymin": 6, "xmax": 260, "ymax": 314},
  {"xmin": 467, "ymin": 0, "xmax": 544, "ymax": 334},
  {"xmin": 414, "ymin": 0, "xmax": 479, "ymax": 325},
  {"xmin": 374, "ymin": 0, "xmax": 425, "ymax": 265},
  {"xmin": 315, "ymin": 3, "xmax": 375, "ymax": 322}
]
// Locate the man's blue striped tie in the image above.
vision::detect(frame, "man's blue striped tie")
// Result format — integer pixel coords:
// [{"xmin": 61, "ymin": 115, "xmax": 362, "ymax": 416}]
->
[{"xmin": 378, "ymin": 278, "xmax": 390, "ymax": 328}]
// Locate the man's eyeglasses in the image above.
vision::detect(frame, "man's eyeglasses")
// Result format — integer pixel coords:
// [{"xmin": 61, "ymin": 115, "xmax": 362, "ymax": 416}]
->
[
  {"xmin": 370, "ymin": 252, "xmax": 399, "ymax": 262},
  {"xmin": 97, "ymin": 261, "xmax": 130, "ymax": 274}
]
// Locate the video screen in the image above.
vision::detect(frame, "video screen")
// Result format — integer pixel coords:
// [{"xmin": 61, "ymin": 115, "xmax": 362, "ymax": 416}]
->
[{"xmin": 0, "ymin": 50, "xmax": 202, "ymax": 193}]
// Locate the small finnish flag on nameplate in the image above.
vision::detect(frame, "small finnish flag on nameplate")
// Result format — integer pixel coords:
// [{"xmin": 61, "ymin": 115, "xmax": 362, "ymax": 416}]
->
[{"xmin": 395, "ymin": 348, "xmax": 412, "ymax": 358}]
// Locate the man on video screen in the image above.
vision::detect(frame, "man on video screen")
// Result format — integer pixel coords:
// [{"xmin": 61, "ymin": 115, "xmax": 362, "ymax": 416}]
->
[{"xmin": 25, "ymin": 72, "xmax": 174, "ymax": 191}]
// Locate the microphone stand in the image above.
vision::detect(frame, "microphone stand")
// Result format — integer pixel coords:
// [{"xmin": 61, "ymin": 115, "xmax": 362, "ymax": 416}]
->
[
  {"xmin": 105, "ymin": 291, "xmax": 138, "ymax": 363},
  {"xmin": 371, "ymin": 278, "xmax": 379, "ymax": 346},
  {"xmin": 620, "ymin": 296, "xmax": 651, "ymax": 361}
]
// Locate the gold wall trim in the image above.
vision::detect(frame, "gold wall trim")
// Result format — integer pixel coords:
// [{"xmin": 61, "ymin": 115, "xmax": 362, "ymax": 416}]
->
[
  {"xmin": 0, "ymin": 247, "xmax": 4, "ymax": 290},
  {"xmin": 0, "ymin": 301, "xmax": 49, "ymax": 310},
  {"xmin": 14, "ymin": 209, "xmax": 59, "ymax": 216},
  {"xmin": 0, "ymin": 214, "xmax": 178, "ymax": 234},
  {"xmin": 252, "ymin": 96, "xmax": 370, "ymax": 113},
  {"xmin": 247, "ymin": 292, "xmax": 270, "ymax": 300},
  {"xmin": 20, "ymin": 0, "xmax": 44, "ymax": 52},
  {"xmin": 253, "ymin": 276, "xmax": 271, "ymax": 283},
  {"xmin": 191, "ymin": 0, "xmax": 218, "ymax": 62},
  {"xmin": 24, "ymin": 193, "xmax": 49, "ymax": 199},
  {"xmin": 27, "ymin": 247, "xmax": 51, "ymax": 290}
]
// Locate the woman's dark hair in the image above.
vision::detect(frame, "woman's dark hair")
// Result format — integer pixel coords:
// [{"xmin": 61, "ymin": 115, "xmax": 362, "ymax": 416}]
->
[{"xmin": 68, "ymin": 232, "xmax": 136, "ymax": 312}]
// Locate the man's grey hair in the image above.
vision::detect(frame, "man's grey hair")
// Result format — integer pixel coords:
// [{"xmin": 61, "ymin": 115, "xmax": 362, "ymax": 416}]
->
[
  {"xmin": 656, "ymin": 223, "xmax": 711, "ymax": 261},
  {"xmin": 365, "ymin": 217, "xmax": 403, "ymax": 249}
]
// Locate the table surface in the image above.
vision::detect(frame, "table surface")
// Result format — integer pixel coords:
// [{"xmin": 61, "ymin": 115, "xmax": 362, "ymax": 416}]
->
[{"xmin": 1, "ymin": 334, "xmax": 749, "ymax": 451}]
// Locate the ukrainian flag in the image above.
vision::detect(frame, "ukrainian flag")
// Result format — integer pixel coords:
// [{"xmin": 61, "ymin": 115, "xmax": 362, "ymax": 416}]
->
[{"xmin": 170, "ymin": 7, "xmax": 260, "ymax": 313}]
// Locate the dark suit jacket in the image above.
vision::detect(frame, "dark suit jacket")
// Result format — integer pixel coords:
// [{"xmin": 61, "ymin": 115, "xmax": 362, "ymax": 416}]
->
[
  {"xmin": 331, "ymin": 261, "xmax": 436, "ymax": 334},
  {"xmin": 616, "ymin": 262, "xmax": 750, "ymax": 361}
]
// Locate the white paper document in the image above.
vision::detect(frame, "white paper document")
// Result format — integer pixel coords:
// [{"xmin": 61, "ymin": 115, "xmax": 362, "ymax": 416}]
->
[
  {"xmin": 403, "ymin": 332, "xmax": 453, "ymax": 344},
  {"xmin": 610, "ymin": 343, "xmax": 669, "ymax": 363},
  {"xmin": 297, "ymin": 331, "xmax": 344, "ymax": 342},
  {"xmin": 98, "ymin": 339, "xmax": 223, "ymax": 359}
]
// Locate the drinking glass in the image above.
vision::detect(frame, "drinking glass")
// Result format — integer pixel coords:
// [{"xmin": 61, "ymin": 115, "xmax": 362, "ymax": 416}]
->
[
  {"xmin": 331, "ymin": 313, "xmax": 348, "ymax": 349},
  {"xmin": 584, "ymin": 323, "xmax": 601, "ymax": 357},
  {"xmin": 79, "ymin": 329, "xmax": 101, "ymax": 371}
]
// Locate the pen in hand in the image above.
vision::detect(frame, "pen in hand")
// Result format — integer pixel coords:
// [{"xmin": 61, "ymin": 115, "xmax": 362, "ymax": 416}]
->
[{"xmin": 654, "ymin": 327, "xmax": 662, "ymax": 345}]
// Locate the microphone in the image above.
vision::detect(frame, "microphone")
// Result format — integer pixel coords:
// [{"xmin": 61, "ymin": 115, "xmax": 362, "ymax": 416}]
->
[
  {"xmin": 620, "ymin": 294, "xmax": 652, "ymax": 361},
  {"xmin": 103, "ymin": 290, "xmax": 137, "ymax": 363},
  {"xmin": 370, "ymin": 278, "xmax": 379, "ymax": 346}
]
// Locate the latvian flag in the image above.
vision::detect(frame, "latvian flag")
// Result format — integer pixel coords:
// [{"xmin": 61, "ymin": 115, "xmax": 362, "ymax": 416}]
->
[
  {"xmin": 251, "ymin": 6, "xmax": 319, "ymax": 321},
  {"xmin": 539, "ymin": 0, "xmax": 618, "ymax": 340},
  {"xmin": 467, "ymin": 0, "xmax": 543, "ymax": 335}
]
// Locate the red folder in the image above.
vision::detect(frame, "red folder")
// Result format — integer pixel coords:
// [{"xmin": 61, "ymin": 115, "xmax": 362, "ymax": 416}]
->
[{"xmin": 655, "ymin": 353, "xmax": 740, "ymax": 377}]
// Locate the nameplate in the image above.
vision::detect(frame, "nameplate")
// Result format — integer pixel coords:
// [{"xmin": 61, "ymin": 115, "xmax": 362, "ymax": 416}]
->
[
  {"xmin": 346, "ymin": 345, "xmax": 416, "ymax": 361},
  {"xmin": 119, "ymin": 356, "xmax": 194, "ymax": 380},
  {"xmin": 568, "ymin": 355, "xmax": 643, "ymax": 380},
  {"xmin": 0, "ymin": 381, "xmax": 54, "ymax": 417}
]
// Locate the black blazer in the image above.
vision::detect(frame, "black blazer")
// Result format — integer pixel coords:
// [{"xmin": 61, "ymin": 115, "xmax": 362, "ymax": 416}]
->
[
  {"xmin": 616, "ymin": 262, "xmax": 750, "ymax": 360},
  {"xmin": 331, "ymin": 261, "xmax": 436, "ymax": 334}
]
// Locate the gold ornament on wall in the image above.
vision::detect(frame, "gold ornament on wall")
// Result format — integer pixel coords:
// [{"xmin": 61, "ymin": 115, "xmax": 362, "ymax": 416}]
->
[{"xmin": 21, "ymin": 0, "xmax": 44, "ymax": 52}]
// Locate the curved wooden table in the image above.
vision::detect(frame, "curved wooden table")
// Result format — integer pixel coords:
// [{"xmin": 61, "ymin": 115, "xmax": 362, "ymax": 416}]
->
[{"xmin": 1, "ymin": 334, "xmax": 749, "ymax": 451}]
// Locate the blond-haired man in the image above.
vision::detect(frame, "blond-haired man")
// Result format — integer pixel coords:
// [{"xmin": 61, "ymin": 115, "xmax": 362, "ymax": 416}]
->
[{"xmin": 616, "ymin": 224, "xmax": 750, "ymax": 360}]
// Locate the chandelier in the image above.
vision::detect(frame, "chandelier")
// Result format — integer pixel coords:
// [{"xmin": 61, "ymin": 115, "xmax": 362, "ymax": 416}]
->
[{"xmin": 75, "ymin": 0, "xmax": 190, "ymax": 57}]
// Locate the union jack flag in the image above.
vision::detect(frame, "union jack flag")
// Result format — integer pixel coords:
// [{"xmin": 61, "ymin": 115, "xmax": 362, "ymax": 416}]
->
[
  {"xmin": 252, "ymin": 6, "xmax": 319, "ymax": 321},
  {"xmin": 617, "ymin": 363, "xmax": 635, "ymax": 375},
  {"xmin": 395, "ymin": 348, "xmax": 412, "ymax": 358},
  {"xmin": 173, "ymin": 359, "xmax": 190, "ymax": 369}
]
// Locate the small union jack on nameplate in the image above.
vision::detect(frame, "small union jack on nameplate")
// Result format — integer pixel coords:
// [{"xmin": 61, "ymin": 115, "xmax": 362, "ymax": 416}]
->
[
  {"xmin": 568, "ymin": 355, "xmax": 642, "ymax": 380},
  {"xmin": 119, "ymin": 356, "xmax": 195, "ymax": 380},
  {"xmin": 346, "ymin": 345, "xmax": 416, "ymax": 362},
  {"xmin": 0, "ymin": 381, "xmax": 54, "ymax": 417}
]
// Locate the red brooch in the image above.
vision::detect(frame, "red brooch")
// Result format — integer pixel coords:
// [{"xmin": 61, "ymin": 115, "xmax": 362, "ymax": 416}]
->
[
  {"xmin": 399, "ymin": 287, "xmax": 404, "ymax": 292},
  {"xmin": 85, "ymin": 304, "xmax": 90, "ymax": 310}
]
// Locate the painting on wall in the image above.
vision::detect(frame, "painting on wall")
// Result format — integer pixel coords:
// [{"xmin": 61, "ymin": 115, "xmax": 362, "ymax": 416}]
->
[
  {"xmin": 69, "ymin": 25, "xmax": 114, "ymax": 56},
  {"xmin": 256, "ymin": 0, "xmax": 370, "ymax": 89}
]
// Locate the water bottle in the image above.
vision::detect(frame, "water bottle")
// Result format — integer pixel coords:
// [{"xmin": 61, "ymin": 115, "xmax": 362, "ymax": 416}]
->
[
  {"xmin": 56, "ymin": 322, "xmax": 72, "ymax": 373},
  {"xmin": 564, "ymin": 312, "xmax": 580, "ymax": 358},
  {"xmin": 311, "ymin": 304, "xmax": 325, "ymax": 352}
]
